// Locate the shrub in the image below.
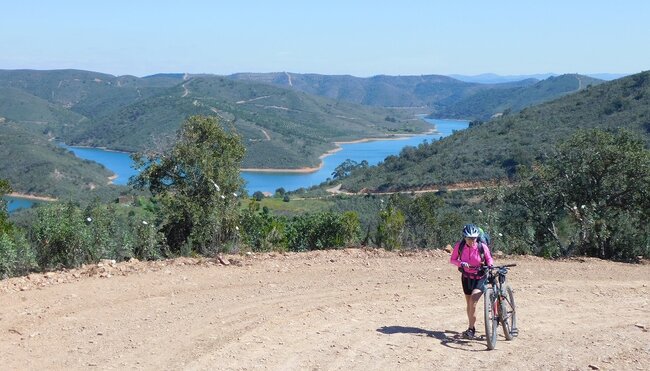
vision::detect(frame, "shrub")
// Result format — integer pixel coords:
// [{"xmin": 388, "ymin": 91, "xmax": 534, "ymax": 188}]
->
[
  {"xmin": 0, "ymin": 230, "xmax": 36, "ymax": 278},
  {"xmin": 375, "ymin": 206, "xmax": 405, "ymax": 250},
  {"xmin": 31, "ymin": 202, "xmax": 94, "ymax": 269},
  {"xmin": 285, "ymin": 211, "xmax": 361, "ymax": 251},
  {"xmin": 131, "ymin": 219, "xmax": 167, "ymax": 260},
  {"xmin": 240, "ymin": 206, "xmax": 288, "ymax": 252}
]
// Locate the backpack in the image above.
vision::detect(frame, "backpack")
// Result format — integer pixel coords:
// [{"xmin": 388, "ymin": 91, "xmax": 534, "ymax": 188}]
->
[{"xmin": 481, "ymin": 228, "xmax": 491, "ymax": 246}]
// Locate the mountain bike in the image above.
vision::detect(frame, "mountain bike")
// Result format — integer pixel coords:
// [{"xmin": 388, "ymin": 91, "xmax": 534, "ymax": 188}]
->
[{"xmin": 482, "ymin": 264, "xmax": 518, "ymax": 350}]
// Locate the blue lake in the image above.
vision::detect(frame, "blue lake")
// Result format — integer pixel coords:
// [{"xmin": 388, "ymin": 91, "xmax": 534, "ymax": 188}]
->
[
  {"xmin": 242, "ymin": 118, "xmax": 469, "ymax": 192},
  {"xmin": 4, "ymin": 118, "xmax": 468, "ymax": 211},
  {"xmin": 4, "ymin": 196, "xmax": 41, "ymax": 213},
  {"xmin": 63, "ymin": 117, "xmax": 467, "ymax": 193},
  {"xmin": 60, "ymin": 146, "xmax": 140, "ymax": 185}
]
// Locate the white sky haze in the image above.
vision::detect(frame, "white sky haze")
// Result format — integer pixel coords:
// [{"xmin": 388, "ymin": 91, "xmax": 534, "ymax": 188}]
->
[{"xmin": 1, "ymin": 0, "xmax": 648, "ymax": 77}]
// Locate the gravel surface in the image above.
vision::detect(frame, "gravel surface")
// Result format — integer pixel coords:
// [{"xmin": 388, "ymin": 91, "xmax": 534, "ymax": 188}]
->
[{"xmin": 1, "ymin": 248, "xmax": 649, "ymax": 370}]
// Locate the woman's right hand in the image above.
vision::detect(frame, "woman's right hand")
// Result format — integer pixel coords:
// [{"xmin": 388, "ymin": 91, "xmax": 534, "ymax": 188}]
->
[{"xmin": 460, "ymin": 262, "xmax": 469, "ymax": 268}]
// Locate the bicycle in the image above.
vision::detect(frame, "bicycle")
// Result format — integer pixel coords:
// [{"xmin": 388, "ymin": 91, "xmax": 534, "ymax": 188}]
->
[{"xmin": 481, "ymin": 264, "xmax": 518, "ymax": 350}]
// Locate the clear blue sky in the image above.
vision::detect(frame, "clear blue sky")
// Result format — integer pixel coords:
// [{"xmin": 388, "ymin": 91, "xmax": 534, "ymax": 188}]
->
[{"xmin": 2, "ymin": 0, "xmax": 648, "ymax": 77}]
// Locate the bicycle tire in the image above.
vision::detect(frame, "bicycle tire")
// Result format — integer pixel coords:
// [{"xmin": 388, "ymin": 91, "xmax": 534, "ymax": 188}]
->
[
  {"xmin": 500, "ymin": 284, "xmax": 517, "ymax": 340},
  {"xmin": 484, "ymin": 287, "xmax": 498, "ymax": 350}
]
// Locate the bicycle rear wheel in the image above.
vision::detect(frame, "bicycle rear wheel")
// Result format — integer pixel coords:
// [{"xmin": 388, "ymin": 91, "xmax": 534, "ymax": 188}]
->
[
  {"xmin": 500, "ymin": 284, "xmax": 517, "ymax": 340},
  {"xmin": 484, "ymin": 287, "xmax": 498, "ymax": 350}
]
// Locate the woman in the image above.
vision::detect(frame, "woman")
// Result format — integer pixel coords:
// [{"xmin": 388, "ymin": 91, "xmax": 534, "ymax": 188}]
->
[{"xmin": 449, "ymin": 224, "xmax": 494, "ymax": 339}]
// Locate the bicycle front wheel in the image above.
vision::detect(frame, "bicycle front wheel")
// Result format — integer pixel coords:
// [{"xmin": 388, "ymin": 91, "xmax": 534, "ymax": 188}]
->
[
  {"xmin": 500, "ymin": 284, "xmax": 518, "ymax": 340},
  {"xmin": 484, "ymin": 287, "xmax": 498, "ymax": 350}
]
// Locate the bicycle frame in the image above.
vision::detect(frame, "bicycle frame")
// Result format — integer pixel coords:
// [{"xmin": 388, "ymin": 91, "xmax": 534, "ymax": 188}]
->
[
  {"xmin": 489, "ymin": 266, "xmax": 513, "ymax": 317},
  {"xmin": 476, "ymin": 263, "xmax": 517, "ymax": 350}
]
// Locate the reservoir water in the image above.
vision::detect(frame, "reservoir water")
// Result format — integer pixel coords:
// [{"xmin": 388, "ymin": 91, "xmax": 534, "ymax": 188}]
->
[
  {"xmin": 4, "ymin": 196, "xmax": 41, "ymax": 213},
  {"xmin": 242, "ymin": 118, "xmax": 469, "ymax": 192},
  {"xmin": 5, "ymin": 118, "xmax": 468, "ymax": 211}
]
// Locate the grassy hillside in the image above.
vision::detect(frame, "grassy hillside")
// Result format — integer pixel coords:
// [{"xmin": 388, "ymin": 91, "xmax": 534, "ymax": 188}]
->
[
  {"xmin": 0, "ymin": 69, "xmax": 178, "ymax": 120},
  {"xmin": 0, "ymin": 86, "xmax": 87, "ymax": 131},
  {"xmin": 0, "ymin": 120, "xmax": 126, "ymax": 199},
  {"xmin": 338, "ymin": 71, "xmax": 650, "ymax": 192},
  {"xmin": 431, "ymin": 74, "xmax": 604, "ymax": 120}
]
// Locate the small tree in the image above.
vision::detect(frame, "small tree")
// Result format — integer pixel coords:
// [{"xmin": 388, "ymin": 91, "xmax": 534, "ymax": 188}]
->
[
  {"xmin": 332, "ymin": 159, "xmax": 359, "ymax": 179},
  {"xmin": 131, "ymin": 115, "xmax": 246, "ymax": 255},
  {"xmin": 252, "ymin": 191, "xmax": 265, "ymax": 201}
]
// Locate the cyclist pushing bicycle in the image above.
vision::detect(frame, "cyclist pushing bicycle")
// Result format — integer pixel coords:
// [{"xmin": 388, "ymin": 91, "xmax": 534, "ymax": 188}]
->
[{"xmin": 449, "ymin": 224, "xmax": 494, "ymax": 339}]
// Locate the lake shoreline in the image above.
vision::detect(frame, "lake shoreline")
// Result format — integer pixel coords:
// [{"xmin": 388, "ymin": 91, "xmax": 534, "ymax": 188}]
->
[
  {"xmin": 66, "ymin": 131, "xmax": 437, "ymax": 176},
  {"xmin": 241, "ymin": 129, "xmax": 437, "ymax": 174},
  {"xmin": 63, "ymin": 144, "xmax": 134, "ymax": 155},
  {"xmin": 8, "ymin": 192, "xmax": 58, "ymax": 202}
]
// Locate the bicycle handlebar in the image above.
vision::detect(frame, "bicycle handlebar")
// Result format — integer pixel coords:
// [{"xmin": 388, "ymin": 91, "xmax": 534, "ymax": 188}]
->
[{"xmin": 464, "ymin": 263, "xmax": 517, "ymax": 270}]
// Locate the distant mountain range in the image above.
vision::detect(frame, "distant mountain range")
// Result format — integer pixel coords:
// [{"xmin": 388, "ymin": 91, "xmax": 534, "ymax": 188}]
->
[
  {"xmin": 227, "ymin": 72, "xmax": 548, "ymax": 110},
  {"xmin": 226, "ymin": 72, "xmax": 605, "ymax": 120}
]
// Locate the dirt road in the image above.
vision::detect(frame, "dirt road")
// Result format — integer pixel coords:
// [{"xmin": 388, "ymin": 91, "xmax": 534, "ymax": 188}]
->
[{"xmin": 1, "ymin": 249, "xmax": 648, "ymax": 370}]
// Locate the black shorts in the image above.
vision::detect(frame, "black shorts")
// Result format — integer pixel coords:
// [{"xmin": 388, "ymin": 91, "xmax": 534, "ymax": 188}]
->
[{"xmin": 461, "ymin": 275, "xmax": 487, "ymax": 295}]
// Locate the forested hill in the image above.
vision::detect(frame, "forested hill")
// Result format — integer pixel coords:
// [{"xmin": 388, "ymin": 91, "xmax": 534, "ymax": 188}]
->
[
  {"xmin": 430, "ymin": 74, "xmax": 604, "ymax": 120},
  {"xmin": 338, "ymin": 71, "xmax": 650, "ymax": 192},
  {"xmin": 0, "ymin": 69, "xmax": 179, "ymax": 121},
  {"xmin": 0, "ymin": 120, "xmax": 122, "ymax": 199}
]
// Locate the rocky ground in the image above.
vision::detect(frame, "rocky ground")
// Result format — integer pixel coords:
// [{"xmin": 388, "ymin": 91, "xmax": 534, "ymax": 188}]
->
[{"xmin": 1, "ymin": 248, "xmax": 648, "ymax": 370}]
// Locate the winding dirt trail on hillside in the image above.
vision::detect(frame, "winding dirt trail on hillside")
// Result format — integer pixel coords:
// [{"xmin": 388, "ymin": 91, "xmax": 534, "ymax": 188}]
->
[
  {"xmin": 326, "ymin": 181, "xmax": 498, "ymax": 196},
  {"xmin": 1, "ymin": 249, "xmax": 648, "ymax": 370}
]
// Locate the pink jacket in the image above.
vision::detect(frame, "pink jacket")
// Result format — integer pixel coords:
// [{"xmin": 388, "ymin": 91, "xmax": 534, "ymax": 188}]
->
[{"xmin": 450, "ymin": 240, "xmax": 494, "ymax": 277}]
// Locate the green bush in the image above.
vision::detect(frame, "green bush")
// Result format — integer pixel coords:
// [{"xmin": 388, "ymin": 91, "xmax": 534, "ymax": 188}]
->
[
  {"xmin": 0, "ymin": 229, "xmax": 36, "ymax": 278},
  {"xmin": 32, "ymin": 202, "xmax": 94, "ymax": 269},
  {"xmin": 284, "ymin": 211, "xmax": 360, "ymax": 251},
  {"xmin": 240, "ymin": 204, "xmax": 288, "ymax": 252},
  {"xmin": 130, "ymin": 219, "xmax": 167, "ymax": 260},
  {"xmin": 375, "ymin": 205, "xmax": 405, "ymax": 250},
  {"xmin": 29, "ymin": 201, "xmax": 166, "ymax": 269}
]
